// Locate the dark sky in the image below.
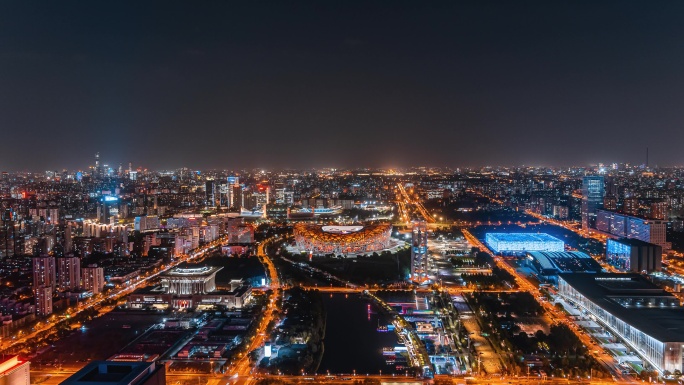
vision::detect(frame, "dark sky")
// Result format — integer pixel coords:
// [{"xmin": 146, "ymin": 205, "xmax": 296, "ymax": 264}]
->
[{"xmin": 2, "ymin": 1, "xmax": 684, "ymax": 171}]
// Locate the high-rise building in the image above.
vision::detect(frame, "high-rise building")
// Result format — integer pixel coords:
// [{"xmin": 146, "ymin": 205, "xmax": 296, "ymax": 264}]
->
[
  {"xmin": 32, "ymin": 255, "xmax": 56, "ymax": 290},
  {"xmin": 82, "ymin": 266, "xmax": 105, "ymax": 294},
  {"xmin": 410, "ymin": 221, "xmax": 429, "ymax": 283},
  {"xmin": 0, "ymin": 208, "xmax": 17, "ymax": 257},
  {"xmin": 134, "ymin": 216, "xmax": 160, "ymax": 231},
  {"xmin": 0, "ymin": 355, "xmax": 30, "ymax": 385},
  {"xmin": 94, "ymin": 152, "xmax": 102, "ymax": 178},
  {"xmin": 242, "ymin": 189, "xmax": 254, "ymax": 210},
  {"xmin": 205, "ymin": 180, "xmax": 216, "ymax": 207},
  {"xmin": 623, "ymin": 197, "xmax": 639, "ymax": 216},
  {"xmin": 64, "ymin": 222, "xmax": 74, "ymax": 253},
  {"xmin": 275, "ymin": 189, "xmax": 294, "ymax": 205},
  {"xmin": 581, "ymin": 175, "xmax": 604, "ymax": 230},
  {"xmin": 650, "ymin": 201, "xmax": 668, "ymax": 220},
  {"xmin": 57, "ymin": 254, "xmax": 81, "ymax": 291},
  {"xmin": 231, "ymin": 185, "xmax": 242, "ymax": 209},
  {"xmin": 596, "ymin": 209, "xmax": 669, "ymax": 250},
  {"xmin": 603, "ymin": 194, "xmax": 617, "ymax": 211},
  {"xmin": 34, "ymin": 285, "xmax": 52, "ymax": 316}
]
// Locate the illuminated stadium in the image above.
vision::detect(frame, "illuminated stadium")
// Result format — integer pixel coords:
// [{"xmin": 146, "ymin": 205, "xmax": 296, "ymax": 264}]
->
[
  {"xmin": 485, "ymin": 233, "xmax": 564, "ymax": 254},
  {"xmin": 293, "ymin": 223, "xmax": 393, "ymax": 255}
]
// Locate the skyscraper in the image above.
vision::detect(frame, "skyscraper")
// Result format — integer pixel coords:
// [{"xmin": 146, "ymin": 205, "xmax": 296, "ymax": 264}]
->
[
  {"xmin": 94, "ymin": 152, "xmax": 101, "ymax": 178},
  {"xmin": 205, "ymin": 180, "xmax": 216, "ymax": 207},
  {"xmin": 34, "ymin": 286, "xmax": 52, "ymax": 316},
  {"xmin": 32, "ymin": 255, "xmax": 56, "ymax": 290},
  {"xmin": 0, "ymin": 211, "xmax": 17, "ymax": 258},
  {"xmin": 581, "ymin": 175, "xmax": 604, "ymax": 230},
  {"xmin": 64, "ymin": 222, "xmax": 73, "ymax": 253},
  {"xmin": 410, "ymin": 221, "xmax": 429, "ymax": 283},
  {"xmin": 57, "ymin": 254, "xmax": 81, "ymax": 291},
  {"xmin": 218, "ymin": 180, "xmax": 229, "ymax": 207},
  {"xmin": 231, "ymin": 184, "xmax": 242, "ymax": 209}
]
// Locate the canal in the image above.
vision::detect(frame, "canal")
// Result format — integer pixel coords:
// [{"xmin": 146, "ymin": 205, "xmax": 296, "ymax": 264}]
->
[{"xmin": 318, "ymin": 293, "xmax": 401, "ymax": 375}]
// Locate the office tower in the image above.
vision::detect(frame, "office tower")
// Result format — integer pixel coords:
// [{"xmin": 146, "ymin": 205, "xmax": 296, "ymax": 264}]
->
[
  {"xmin": 0, "ymin": 356, "xmax": 30, "ymax": 385},
  {"xmin": 253, "ymin": 190, "xmax": 268, "ymax": 207},
  {"xmin": 205, "ymin": 180, "xmax": 216, "ymax": 207},
  {"xmin": 60, "ymin": 361, "xmax": 165, "ymax": 385},
  {"xmin": 82, "ymin": 266, "xmax": 105, "ymax": 294},
  {"xmin": 581, "ymin": 175, "xmax": 604, "ymax": 230},
  {"xmin": 410, "ymin": 221, "xmax": 429, "ymax": 283},
  {"xmin": 64, "ymin": 222, "xmax": 73, "ymax": 252},
  {"xmin": 32, "ymin": 255, "xmax": 56, "ymax": 290},
  {"xmin": 283, "ymin": 190, "xmax": 294, "ymax": 205},
  {"xmin": 242, "ymin": 189, "xmax": 254, "ymax": 210},
  {"xmin": 94, "ymin": 152, "xmax": 101, "ymax": 178},
  {"xmin": 57, "ymin": 254, "xmax": 81, "ymax": 291},
  {"xmin": 275, "ymin": 188, "xmax": 286, "ymax": 204},
  {"xmin": 596, "ymin": 209, "xmax": 669, "ymax": 250},
  {"xmin": 34, "ymin": 286, "xmax": 52, "ymax": 316},
  {"xmin": 218, "ymin": 180, "xmax": 229, "ymax": 207},
  {"xmin": 231, "ymin": 184, "xmax": 242, "ymax": 209},
  {"xmin": 0, "ymin": 220, "xmax": 16, "ymax": 258}
]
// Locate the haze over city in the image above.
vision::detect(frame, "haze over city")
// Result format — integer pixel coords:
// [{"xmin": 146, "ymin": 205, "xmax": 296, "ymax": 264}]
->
[{"xmin": 3, "ymin": 1, "xmax": 684, "ymax": 170}]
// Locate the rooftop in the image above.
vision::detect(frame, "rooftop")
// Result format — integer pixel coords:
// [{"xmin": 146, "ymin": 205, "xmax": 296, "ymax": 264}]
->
[
  {"xmin": 486, "ymin": 233, "xmax": 564, "ymax": 243},
  {"xmin": 161, "ymin": 265, "xmax": 222, "ymax": 277},
  {"xmin": 0, "ymin": 355, "xmax": 27, "ymax": 374},
  {"xmin": 321, "ymin": 225, "xmax": 364, "ymax": 234},
  {"xmin": 527, "ymin": 251, "xmax": 603, "ymax": 273},
  {"xmin": 59, "ymin": 361, "xmax": 161, "ymax": 385},
  {"xmin": 559, "ymin": 273, "xmax": 684, "ymax": 342},
  {"xmin": 608, "ymin": 237, "xmax": 661, "ymax": 248}
]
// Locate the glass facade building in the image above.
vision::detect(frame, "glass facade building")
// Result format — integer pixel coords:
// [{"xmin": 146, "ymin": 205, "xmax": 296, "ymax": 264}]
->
[
  {"xmin": 485, "ymin": 233, "xmax": 564, "ymax": 254},
  {"xmin": 558, "ymin": 274, "xmax": 684, "ymax": 374},
  {"xmin": 581, "ymin": 175, "xmax": 605, "ymax": 230},
  {"xmin": 606, "ymin": 238, "xmax": 662, "ymax": 272},
  {"xmin": 596, "ymin": 209, "xmax": 668, "ymax": 250}
]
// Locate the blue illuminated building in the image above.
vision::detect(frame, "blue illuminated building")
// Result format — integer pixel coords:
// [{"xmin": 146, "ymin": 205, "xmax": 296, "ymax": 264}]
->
[
  {"xmin": 581, "ymin": 175, "xmax": 605, "ymax": 230},
  {"xmin": 485, "ymin": 233, "xmax": 564, "ymax": 254},
  {"xmin": 606, "ymin": 238, "xmax": 662, "ymax": 272}
]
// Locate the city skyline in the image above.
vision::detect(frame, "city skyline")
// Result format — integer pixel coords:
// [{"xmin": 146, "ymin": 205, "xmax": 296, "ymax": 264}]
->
[
  {"xmin": 0, "ymin": 149, "xmax": 672, "ymax": 173},
  {"xmin": 2, "ymin": 2, "xmax": 684, "ymax": 170},
  {"xmin": 5, "ymin": 2, "xmax": 684, "ymax": 383}
]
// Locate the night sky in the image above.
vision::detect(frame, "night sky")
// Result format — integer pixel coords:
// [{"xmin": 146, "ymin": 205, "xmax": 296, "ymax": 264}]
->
[{"xmin": 2, "ymin": 1, "xmax": 684, "ymax": 171}]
